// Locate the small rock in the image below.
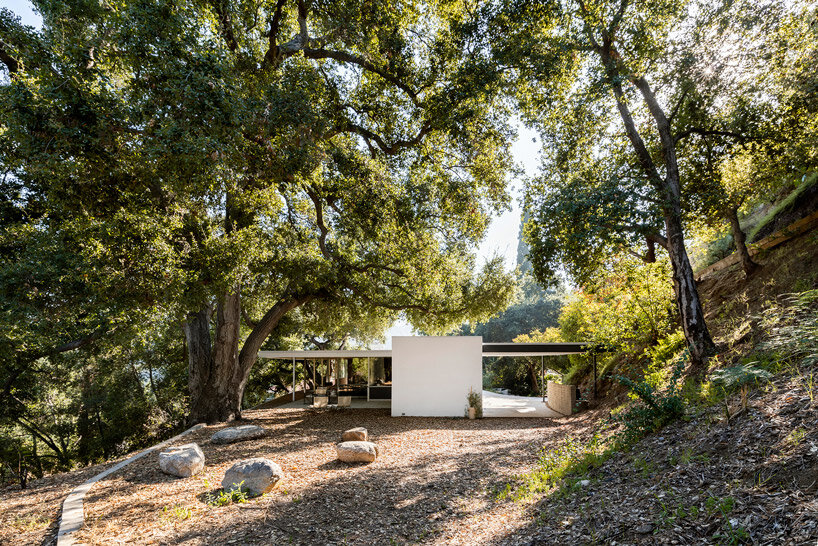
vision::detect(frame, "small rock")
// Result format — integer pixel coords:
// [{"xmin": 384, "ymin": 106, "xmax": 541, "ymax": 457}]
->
[
  {"xmin": 211, "ymin": 425, "xmax": 266, "ymax": 444},
  {"xmin": 341, "ymin": 427, "xmax": 368, "ymax": 442},
  {"xmin": 222, "ymin": 458, "xmax": 284, "ymax": 496},
  {"xmin": 336, "ymin": 441, "xmax": 379, "ymax": 463},
  {"xmin": 580, "ymin": 479, "xmax": 590, "ymax": 487},
  {"xmin": 635, "ymin": 523, "xmax": 654, "ymax": 534},
  {"xmin": 159, "ymin": 443, "xmax": 205, "ymax": 478}
]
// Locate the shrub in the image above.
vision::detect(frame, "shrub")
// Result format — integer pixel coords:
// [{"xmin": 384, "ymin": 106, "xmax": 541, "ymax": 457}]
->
[
  {"xmin": 466, "ymin": 388, "xmax": 483, "ymax": 418},
  {"xmin": 612, "ymin": 357, "xmax": 687, "ymax": 445},
  {"xmin": 758, "ymin": 289, "xmax": 818, "ymax": 369},
  {"xmin": 710, "ymin": 363, "xmax": 772, "ymax": 411}
]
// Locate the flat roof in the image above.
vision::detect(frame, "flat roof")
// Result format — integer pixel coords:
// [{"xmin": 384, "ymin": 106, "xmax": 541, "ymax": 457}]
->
[
  {"xmin": 259, "ymin": 342, "xmax": 594, "ymax": 360},
  {"xmin": 481, "ymin": 342, "xmax": 591, "ymax": 357},
  {"xmin": 258, "ymin": 350, "xmax": 392, "ymax": 359}
]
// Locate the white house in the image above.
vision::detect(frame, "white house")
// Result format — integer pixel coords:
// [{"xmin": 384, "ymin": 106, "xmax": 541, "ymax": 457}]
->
[{"xmin": 258, "ymin": 336, "xmax": 593, "ymax": 417}]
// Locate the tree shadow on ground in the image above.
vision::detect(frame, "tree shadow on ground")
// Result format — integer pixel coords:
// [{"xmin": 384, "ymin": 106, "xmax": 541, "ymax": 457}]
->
[{"xmin": 158, "ymin": 409, "xmax": 589, "ymax": 545}]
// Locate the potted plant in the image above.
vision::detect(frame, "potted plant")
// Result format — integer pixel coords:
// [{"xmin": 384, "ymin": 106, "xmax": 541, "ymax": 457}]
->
[{"xmin": 466, "ymin": 388, "xmax": 483, "ymax": 419}]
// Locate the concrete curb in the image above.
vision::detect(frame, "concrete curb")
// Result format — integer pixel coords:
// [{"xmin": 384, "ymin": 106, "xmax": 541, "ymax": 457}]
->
[{"xmin": 56, "ymin": 423, "xmax": 207, "ymax": 546}]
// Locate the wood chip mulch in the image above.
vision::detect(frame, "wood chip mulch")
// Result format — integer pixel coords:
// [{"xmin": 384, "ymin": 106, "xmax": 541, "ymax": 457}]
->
[
  {"xmin": 510, "ymin": 373, "xmax": 818, "ymax": 546},
  {"xmin": 70, "ymin": 407, "xmax": 600, "ymax": 545},
  {"xmin": 0, "ymin": 456, "xmax": 136, "ymax": 546}
]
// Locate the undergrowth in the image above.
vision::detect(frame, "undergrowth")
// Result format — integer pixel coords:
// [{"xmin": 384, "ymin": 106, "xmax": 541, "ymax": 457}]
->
[
  {"xmin": 498, "ymin": 350, "xmax": 690, "ymax": 501},
  {"xmin": 205, "ymin": 482, "xmax": 249, "ymax": 506},
  {"xmin": 498, "ymin": 289, "xmax": 817, "ymax": 506}
]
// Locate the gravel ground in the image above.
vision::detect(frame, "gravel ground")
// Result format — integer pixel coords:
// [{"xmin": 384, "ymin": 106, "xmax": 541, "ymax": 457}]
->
[
  {"xmin": 71, "ymin": 407, "xmax": 599, "ymax": 545},
  {"xmin": 0, "ymin": 458, "xmax": 131, "ymax": 546}
]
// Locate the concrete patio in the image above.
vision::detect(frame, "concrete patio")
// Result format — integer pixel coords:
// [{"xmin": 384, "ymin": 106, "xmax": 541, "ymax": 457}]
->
[
  {"xmin": 481, "ymin": 390, "xmax": 561, "ymax": 418},
  {"xmin": 276, "ymin": 391, "xmax": 561, "ymax": 418}
]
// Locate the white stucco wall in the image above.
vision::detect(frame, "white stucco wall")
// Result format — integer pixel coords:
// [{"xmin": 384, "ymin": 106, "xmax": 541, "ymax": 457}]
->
[{"xmin": 391, "ymin": 336, "xmax": 483, "ymax": 417}]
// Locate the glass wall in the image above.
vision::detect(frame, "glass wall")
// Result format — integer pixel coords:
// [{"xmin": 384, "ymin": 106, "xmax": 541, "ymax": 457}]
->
[{"xmin": 368, "ymin": 357, "xmax": 392, "ymax": 399}]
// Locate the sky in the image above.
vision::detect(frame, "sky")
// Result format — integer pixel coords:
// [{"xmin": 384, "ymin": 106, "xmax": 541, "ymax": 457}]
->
[{"xmin": 0, "ymin": 0, "xmax": 544, "ymax": 345}]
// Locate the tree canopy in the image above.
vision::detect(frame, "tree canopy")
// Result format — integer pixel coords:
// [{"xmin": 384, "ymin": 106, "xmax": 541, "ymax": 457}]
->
[
  {"xmin": 0, "ymin": 0, "xmax": 516, "ymax": 424},
  {"xmin": 472, "ymin": 0, "xmax": 813, "ymax": 364}
]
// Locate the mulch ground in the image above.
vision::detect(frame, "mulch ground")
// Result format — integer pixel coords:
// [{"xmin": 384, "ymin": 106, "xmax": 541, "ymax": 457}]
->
[
  {"xmin": 0, "ymin": 458, "xmax": 127, "ymax": 546},
  {"xmin": 68, "ymin": 407, "xmax": 600, "ymax": 545},
  {"xmin": 510, "ymin": 373, "xmax": 818, "ymax": 546}
]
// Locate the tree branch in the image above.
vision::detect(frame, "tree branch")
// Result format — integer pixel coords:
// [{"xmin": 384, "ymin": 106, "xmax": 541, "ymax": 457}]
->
[
  {"xmin": 263, "ymin": 0, "xmax": 288, "ymax": 66},
  {"xmin": 3, "ymin": 325, "xmax": 109, "ymax": 399},
  {"xmin": 667, "ymin": 86, "xmax": 688, "ymax": 126},
  {"xmin": 0, "ymin": 37, "xmax": 19, "ymax": 74},
  {"xmin": 241, "ymin": 306, "xmax": 258, "ymax": 329},
  {"xmin": 305, "ymin": 185, "xmax": 331, "ymax": 259},
  {"xmin": 209, "ymin": 0, "xmax": 240, "ymax": 52},
  {"xmin": 304, "ymin": 48, "xmax": 419, "ymax": 104},
  {"xmin": 597, "ymin": 42, "xmax": 663, "ymax": 187},
  {"xmin": 608, "ymin": 0, "xmax": 630, "ymax": 35},
  {"xmin": 341, "ymin": 122, "xmax": 431, "ymax": 155},
  {"xmin": 673, "ymin": 127, "xmax": 763, "ymax": 145}
]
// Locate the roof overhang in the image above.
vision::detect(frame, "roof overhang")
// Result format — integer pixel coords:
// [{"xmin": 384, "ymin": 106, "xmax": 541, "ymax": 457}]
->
[
  {"xmin": 259, "ymin": 342, "xmax": 597, "ymax": 360},
  {"xmin": 258, "ymin": 350, "xmax": 392, "ymax": 359},
  {"xmin": 481, "ymin": 342, "xmax": 591, "ymax": 357}
]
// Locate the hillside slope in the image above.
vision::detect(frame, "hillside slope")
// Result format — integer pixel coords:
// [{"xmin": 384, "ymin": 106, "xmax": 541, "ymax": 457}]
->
[
  {"xmin": 0, "ymin": 224, "xmax": 815, "ymax": 546},
  {"xmin": 500, "ymin": 225, "xmax": 818, "ymax": 545}
]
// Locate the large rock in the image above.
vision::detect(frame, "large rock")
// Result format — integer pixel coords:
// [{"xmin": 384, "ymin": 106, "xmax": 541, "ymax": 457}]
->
[
  {"xmin": 211, "ymin": 425, "xmax": 266, "ymax": 445},
  {"xmin": 159, "ymin": 443, "xmax": 205, "ymax": 478},
  {"xmin": 221, "ymin": 458, "xmax": 284, "ymax": 497},
  {"xmin": 341, "ymin": 427, "xmax": 368, "ymax": 442},
  {"xmin": 336, "ymin": 441, "xmax": 379, "ymax": 463}
]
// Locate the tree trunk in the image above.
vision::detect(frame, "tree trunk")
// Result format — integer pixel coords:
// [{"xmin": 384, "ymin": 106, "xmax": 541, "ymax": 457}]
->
[
  {"xmin": 664, "ymin": 210, "xmax": 716, "ymax": 366},
  {"xmin": 185, "ymin": 296, "xmax": 307, "ymax": 424},
  {"xmin": 185, "ymin": 294, "xmax": 244, "ymax": 423},
  {"xmin": 635, "ymin": 77, "xmax": 716, "ymax": 366},
  {"xmin": 726, "ymin": 206, "xmax": 759, "ymax": 276},
  {"xmin": 527, "ymin": 361, "xmax": 540, "ymax": 396},
  {"xmin": 602, "ymin": 46, "xmax": 716, "ymax": 367}
]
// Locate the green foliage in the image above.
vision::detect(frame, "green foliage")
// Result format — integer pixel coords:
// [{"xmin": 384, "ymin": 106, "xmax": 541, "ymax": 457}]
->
[
  {"xmin": 710, "ymin": 364, "xmax": 773, "ymax": 392},
  {"xmin": 563, "ymin": 359, "xmax": 591, "ymax": 388},
  {"xmin": 0, "ymin": 0, "xmax": 520, "ymax": 431},
  {"xmin": 612, "ymin": 359, "xmax": 687, "ymax": 445},
  {"xmin": 757, "ymin": 289, "xmax": 818, "ymax": 368},
  {"xmin": 748, "ymin": 173, "xmax": 818, "ymax": 243},
  {"xmin": 161, "ymin": 505, "xmax": 193, "ymax": 521},
  {"xmin": 459, "ymin": 271, "xmax": 566, "ymax": 342},
  {"xmin": 710, "ymin": 361, "xmax": 773, "ymax": 414},
  {"xmin": 498, "ymin": 434, "xmax": 610, "ymax": 501},
  {"xmin": 466, "ymin": 388, "xmax": 483, "ymax": 419},
  {"xmin": 691, "ymin": 233, "xmax": 736, "ymax": 271},
  {"xmin": 785, "ymin": 427, "xmax": 807, "ymax": 446},
  {"xmin": 645, "ymin": 332, "xmax": 687, "ymax": 370},
  {"xmin": 557, "ymin": 255, "xmax": 677, "ymax": 353},
  {"xmin": 206, "ymin": 482, "xmax": 249, "ymax": 506}
]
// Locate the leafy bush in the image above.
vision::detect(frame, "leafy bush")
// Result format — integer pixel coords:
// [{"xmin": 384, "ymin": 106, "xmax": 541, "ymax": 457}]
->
[
  {"xmin": 758, "ymin": 289, "xmax": 818, "ymax": 369},
  {"xmin": 612, "ymin": 358, "xmax": 687, "ymax": 445},
  {"xmin": 710, "ymin": 363, "xmax": 772, "ymax": 411},
  {"xmin": 558, "ymin": 255, "xmax": 677, "ymax": 361},
  {"xmin": 466, "ymin": 388, "xmax": 483, "ymax": 418}
]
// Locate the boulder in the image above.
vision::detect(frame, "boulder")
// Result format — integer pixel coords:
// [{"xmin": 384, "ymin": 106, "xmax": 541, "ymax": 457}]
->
[
  {"xmin": 341, "ymin": 427, "xmax": 368, "ymax": 442},
  {"xmin": 221, "ymin": 458, "xmax": 284, "ymax": 497},
  {"xmin": 159, "ymin": 443, "xmax": 205, "ymax": 478},
  {"xmin": 336, "ymin": 441, "xmax": 379, "ymax": 463},
  {"xmin": 211, "ymin": 425, "xmax": 266, "ymax": 445}
]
